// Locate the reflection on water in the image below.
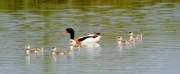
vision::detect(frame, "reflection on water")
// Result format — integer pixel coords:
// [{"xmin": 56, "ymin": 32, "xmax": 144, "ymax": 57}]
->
[
  {"xmin": 0, "ymin": 0, "xmax": 180, "ymax": 74},
  {"xmin": 50, "ymin": 50, "xmax": 75, "ymax": 63},
  {"xmin": 25, "ymin": 55, "xmax": 30, "ymax": 65}
]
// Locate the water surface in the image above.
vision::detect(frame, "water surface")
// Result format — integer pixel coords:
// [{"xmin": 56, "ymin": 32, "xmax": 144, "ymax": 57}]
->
[{"xmin": 0, "ymin": 0, "xmax": 180, "ymax": 74}]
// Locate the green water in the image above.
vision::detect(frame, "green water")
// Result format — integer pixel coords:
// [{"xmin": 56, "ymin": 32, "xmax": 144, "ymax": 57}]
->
[{"xmin": 0, "ymin": 0, "xmax": 180, "ymax": 74}]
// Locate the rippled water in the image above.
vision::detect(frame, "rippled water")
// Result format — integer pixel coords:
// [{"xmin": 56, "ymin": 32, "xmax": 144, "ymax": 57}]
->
[{"xmin": 0, "ymin": 1, "xmax": 180, "ymax": 74}]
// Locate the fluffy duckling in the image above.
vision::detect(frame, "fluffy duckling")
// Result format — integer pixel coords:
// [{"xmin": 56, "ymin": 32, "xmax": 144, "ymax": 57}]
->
[
  {"xmin": 25, "ymin": 44, "xmax": 43, "ymax": 55},
  {"xmin": 51, "ymin": 46, "xmax": 71, "ymax": 56},
  {"xmin": 117, "ymin": 36, "xmax": 134, "ymax": 45},
  {"xmin": 69, "ymin": 39, "xmax": 87, "ymax": 50},
  {"xmin": 128, "ymin": 35, "xmax": 135, "ymax": 44},
  {"xmin": 128, "ymin": 31, "xmax": 142, "ymax": 40}
]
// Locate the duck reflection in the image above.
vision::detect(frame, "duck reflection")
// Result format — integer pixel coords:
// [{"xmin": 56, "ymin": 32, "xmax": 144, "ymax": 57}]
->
[
  {"xmin": 86, "ymin": 43, "xmax": 101, "ymax": 48},
  {"xmin": 117, "ymin": 45, "xmax": 123, "ymax": 56},
  {"xmin": 85, "ymin": 43, "xmax": 101, "ymax": 60}
]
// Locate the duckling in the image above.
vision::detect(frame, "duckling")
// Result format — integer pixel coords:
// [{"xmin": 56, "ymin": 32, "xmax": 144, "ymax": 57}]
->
[
  {"xmin": 128, "ymin": 35, "xmax": 135, "ymax": 44},
  {"xmin": 69, "ymin": 39, "xmax": 87, "ymax": 50},
  {"xmin": 25, "ymin": 44, "xmax": 43, "ymax": 55},
  {"xmin": 51, "ymin": 46, "xmax": 71, "ymax": 56},
  {"xmin": 117, "ymin": 36, "xmax": 134, "ymax": 45},
  {"xmin": 128, "ymin": 31, "xmax": 142, "ymax": 40}
]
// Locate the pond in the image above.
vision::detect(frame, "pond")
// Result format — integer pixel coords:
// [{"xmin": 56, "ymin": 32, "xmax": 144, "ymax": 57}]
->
[{"xmin": 0, "ymin": 0, "xmax": 180, "ymax": 74}]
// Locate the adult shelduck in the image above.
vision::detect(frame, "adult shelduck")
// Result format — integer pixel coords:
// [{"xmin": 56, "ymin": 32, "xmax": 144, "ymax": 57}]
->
[{"xmin": 62, "ymin": 28, "xmax": 102, "ymax": 45}]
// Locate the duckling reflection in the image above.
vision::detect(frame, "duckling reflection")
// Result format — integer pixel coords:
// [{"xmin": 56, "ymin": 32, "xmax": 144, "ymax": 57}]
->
[
  {"xmin": 51, "ymin": 55, "xmax": 57, "ymax": 62},
  {"xmin": 25, "ymin": 55, "xmax": 30, "ymax": 65},
  {"xmin": 50, "ymin": 45, "xmax": 76, "ymax": 62}
]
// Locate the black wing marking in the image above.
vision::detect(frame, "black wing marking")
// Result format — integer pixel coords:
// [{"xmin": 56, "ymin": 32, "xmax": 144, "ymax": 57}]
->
[
  {"xmin": 78, "ymin": 33, "xmax": 102, "ymax": 41},
  {"xmin": 95, "ymin": 33, "xmax": 102, "ymax": 36},
  {"xmin": 78, "ymin": 36, "xmax": 92, "ymax": 41}
]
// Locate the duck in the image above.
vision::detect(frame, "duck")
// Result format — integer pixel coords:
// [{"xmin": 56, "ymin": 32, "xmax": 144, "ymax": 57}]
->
[
  {"xmin": 62, "ymin": 28, "xmax": 102, "ymax": 45},
  {"xmin": 51, "ymin": 46, "xmax": 71, "ymax": 56},
  {"xmin": 128, "ymin": 31, "xmax": 142, "ymax": 40},
  {"xmin": 25, "ymin": 44, "xmax": 43, "ymax": 55},
  {"xmin": 117, "ymin": 36, "xmax": 134, "ymax": 45}
]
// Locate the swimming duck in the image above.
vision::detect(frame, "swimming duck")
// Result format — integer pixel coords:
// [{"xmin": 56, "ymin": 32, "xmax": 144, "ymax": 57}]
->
[
  {"xmin": 62, "ymin": 28, "xmax": 102, "ymax": 45},
  {"xmin": 128, "ymin": 31, "xmax": 142, "ymax": 40},
  {"xmin": 25, "ymin": 44, "xmax": 43, "ymax": 55},
  {"xmin": 51, "ymin": 46, "xmax": 71, "ymax": 56},
  {"xmin": 117, "ymin": 36, "xmax": 134, "ymax": 45}
]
